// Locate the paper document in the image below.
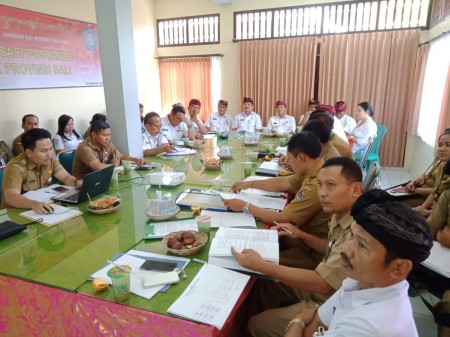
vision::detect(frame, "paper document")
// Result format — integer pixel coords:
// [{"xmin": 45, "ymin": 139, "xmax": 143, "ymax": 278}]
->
[
  {"xmin": 144, "ymin": 218, "xmax": 198, "ymax": 239},
  {"xmin": 91, "ymin": 253, "xmax": 168, "ymax": 299},
  {"xmin": 20, "ymin": 204, "xmax": 82, "ymax": 227},
  {"xmin": 165, "ymin": 147, "xmax": 197, "ymax": 156},
  {"xmin": 200, "ymin": 210, "xmax": 256, "ymax": 228},
  {"xmin": 385, "ymin": 186, "xmax": 414, "ymax": 197},
  {"xmin": 23, "ymin": 184, "xmax": 75, "ymax": 203},
  {"xmin": 167, "ymin": 263, "xmax": 250, "ymax": 330},
  {"xmin": 259, "ymin": 160, "xmax": 284, "ymax": 171},
  {"xmin": 219, "ymin": 191, "xmax": 286, "ymax": 211},
  {"xmin": 422, "ymin": 241, "xmax": 450, "ymax": 277}
]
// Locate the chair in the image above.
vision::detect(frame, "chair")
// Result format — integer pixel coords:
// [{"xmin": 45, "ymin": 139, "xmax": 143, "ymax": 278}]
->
[
  {"xmin": 354, "ymin": 136, "xmax": 375, "ymax": 169},
  {"xmin": 362, "ymin": 161, "xmax": 380, "ymax": 192},
  {"xmin": 365, "ymin": 125, "xmax": 388, "ymax": 171},
  {"xmin": 0, "ymin": 168, "xmax": 3, "ymax": 205},
  {"xmin": 57, "ymin": 151, "xmax": 75, "ymax": 174}
]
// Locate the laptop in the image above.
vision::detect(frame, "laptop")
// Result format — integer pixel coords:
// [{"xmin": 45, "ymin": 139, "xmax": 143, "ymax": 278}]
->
[{"xmin": 51, "ymin": 165, "xmax": 115, "ymax": 204}]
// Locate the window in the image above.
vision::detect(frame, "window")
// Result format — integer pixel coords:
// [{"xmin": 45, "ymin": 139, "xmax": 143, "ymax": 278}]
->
[
  {"xmin": 157, "ymin": 14, "xmax": 220, "ymax": 47},
  {"xmin": 234, "ymin": 0, "xmax": 430, "ymax": 41}
]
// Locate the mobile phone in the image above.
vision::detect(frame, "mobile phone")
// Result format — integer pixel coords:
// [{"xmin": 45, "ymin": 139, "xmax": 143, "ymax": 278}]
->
[
  {"xmin": 53, "ymin": 186, "xmax": 69, "ymax": 193},
  {"xmin": 140, "ymin": 260, "xmax": 177, "ymax": 272}
]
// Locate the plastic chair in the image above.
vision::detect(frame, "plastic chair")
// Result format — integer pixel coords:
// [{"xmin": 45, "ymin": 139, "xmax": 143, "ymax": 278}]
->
[
  {"xmin": 366, "ymin": 125, "xmax": 388, "ymax": 171},
  {"xmin": 362, "ymin": 161, "xmax": 380, "ymax": 192},
  {"xmin": 354, "ymin": 137, "xmax": 375, "ymax": 169},
  {"xmin": 57, "ymin": 151, "xmax": 75, "ymax": 174},
  {"xmin": 0, "ymin": 168, "xmax": 3, "ymax": 205}
]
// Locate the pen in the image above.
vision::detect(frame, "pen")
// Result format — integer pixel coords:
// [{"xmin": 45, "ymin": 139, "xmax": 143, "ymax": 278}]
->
[
  {"xmin": 273, "ymin": 221, "xmax": 293, "ymax": 235},
  {"xmin": 192, "ymin": 258, "xmax": 207, "ymax": 264},
  {"xmin": 106, "ymin": 259, "xmax": 137, "ymax": 274}
]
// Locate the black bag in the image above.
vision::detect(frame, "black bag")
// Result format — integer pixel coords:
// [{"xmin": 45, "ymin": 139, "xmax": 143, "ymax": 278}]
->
[{"xmin": 0, "ymin": 220, "xmax": 27, "ymax": 240}]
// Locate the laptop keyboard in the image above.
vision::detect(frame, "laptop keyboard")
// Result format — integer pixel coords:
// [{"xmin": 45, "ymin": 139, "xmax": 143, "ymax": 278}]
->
[{"xmin": 65, "ymin": 193, "xmax": 80, "ymax": 202}]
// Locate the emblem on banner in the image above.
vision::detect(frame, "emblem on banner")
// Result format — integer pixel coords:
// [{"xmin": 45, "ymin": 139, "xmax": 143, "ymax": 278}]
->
[{"xmin": 83, "ymin": 28, "xmax": 97, "ymax": 50}]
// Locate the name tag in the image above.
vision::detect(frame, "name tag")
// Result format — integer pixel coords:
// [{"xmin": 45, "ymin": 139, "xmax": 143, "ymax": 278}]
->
[
  {"xmin": 273, "ymin": 122, "xmax": 278, "ymax": 125},
  {"xmin": 240, "ymin": 118, "xmax": 245, "ymax": 121},
  {"xmin": 162, "ymin": 128, "xmax": 168, "ymax": 132},
  {"xmin": 212, "ymin": 118, "xmax": 217, "ymax": 120}
]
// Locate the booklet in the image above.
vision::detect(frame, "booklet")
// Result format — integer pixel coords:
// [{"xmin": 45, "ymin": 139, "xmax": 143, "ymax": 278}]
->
[
  {"xmin": 167, "ymin": 263, "xmax": 250, "ymax": 330},
  {"xmin": 422, "ymin": 241, "xmax": 450, "ymax": 277},
  {"xmin": 20, "ymin": 204, "xmax": 83, "ymax": 227},
  {"xmin": 200, "ymin": 210, "xmax": 256, "ymax": 228},
  {"xmin": 208, "ymin": 228, "xmax": 279, "ymax": 274}
]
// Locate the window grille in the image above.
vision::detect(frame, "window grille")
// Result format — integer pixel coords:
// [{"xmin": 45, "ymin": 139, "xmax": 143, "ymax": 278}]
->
[
  {"xmin": 234, "ymin": 0, "xmax": 430, "ymax": 41},
  {"xmin": 158, "ymin": 14, "xmax": 219, "ymax": 47}
]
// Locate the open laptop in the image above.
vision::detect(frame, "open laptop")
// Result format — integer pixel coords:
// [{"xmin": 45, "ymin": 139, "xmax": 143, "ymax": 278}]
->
[{"xmin": 51, "ymin": 165, "xmax": 115, "ymax": 204}]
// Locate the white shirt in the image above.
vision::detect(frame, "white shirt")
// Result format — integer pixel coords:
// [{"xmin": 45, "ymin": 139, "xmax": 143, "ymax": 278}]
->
[
  {"xmin": 204, "ymin": 112, "xmax": 233, "ymax": 131},
  {"xmin": 161, "ymin": 116, "xmax": 189, "ymax": 141},
  {"xmin": 332, "ymin": 116, "xmax": 348, "ymax": 143},
  {"xmin": 318, "ymin": 278, "xmax": 418, "ymax": 337},
  {"xmin": 53, "ymin": 133, "xmax": 83, "ymax": 152},
  {"xmin": 186, "ymin": 114, "xmax": 204, "ymax": 134},
  {"xmin": 339, "ymin": 114, "xmax": 357, "ymax": 134},
  {"xmin": 351, "ymin": 117, "xmax": 377, "ymax": 153},
  {"xmin": 267, "ymin": 115, "xmax": 296, "ymax": 134},
  {"xmin": 232, "ymin": 111, "xmax": 262, "ymax": 132},
  {"xmin": 142, "ymin": 128, "xmax": 168, "ymax": 150}
]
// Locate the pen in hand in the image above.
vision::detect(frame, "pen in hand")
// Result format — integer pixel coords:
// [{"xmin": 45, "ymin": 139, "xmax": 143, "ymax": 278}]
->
[{"xmin": 273, "ymin": 221, "xmax": 293, "ymax": 235}]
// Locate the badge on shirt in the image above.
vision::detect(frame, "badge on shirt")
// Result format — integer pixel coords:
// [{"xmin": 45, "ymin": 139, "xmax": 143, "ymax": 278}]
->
[
  {"xmin": 240, "ymin": 118, "xmax": 245, "ymax": 121},
  {"xmin": 297, "ymin": 190, "xmax": 305, "ymax": 201},
  {"xmin": 213, "ymin": 118, "xmax": 217, "ymax": 120}
]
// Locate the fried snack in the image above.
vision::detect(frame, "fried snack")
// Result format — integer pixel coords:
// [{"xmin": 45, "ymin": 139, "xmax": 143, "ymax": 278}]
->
[
  {"xmin": 191, "ymin": 206, "xmax": 201, "ymax": 215},
  {"xmin": 182, "ymin": 232, "xmax": 196, "ymax": 245},
  {"xmin": 89, "ymin": 196, "xmax": 120, "ymax": 209},
  {"xmin": 92, "ymin": 277, "xmax": 109, "ymax": 291},
  {"xmin": 279, "ymin": 169, "xmax": 290, "ymax": 176},
  {"xmin": 264, "ymin": 155, "xmax": 272, "ymax": 161}
]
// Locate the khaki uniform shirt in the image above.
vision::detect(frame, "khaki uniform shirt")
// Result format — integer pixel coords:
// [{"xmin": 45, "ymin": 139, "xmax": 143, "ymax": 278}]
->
[
  {"xmin": 321, "ymin": 142, "xmax": 341, "ymax": 161},
  {"xmin": 283, "ymin": 160, "xmax": 331, "ymax": 238},
  {"xmin": 1, "ymin": 152, "xmax": 64, "ymax": 208},
  {"xmin": 428, "ymin": 188, "xmax": 450, "ymax": 233},
  {"xmin": 72, "ymin": 137, "xmax": 122, "ymax": 178},
  {"xmin": 314, "ymin": 212, "xmax": 354, "ymax": 299},
  {"xmin": 331, "ymin": 132, "xmax": 353, "ymax": 159},
  {"xmin": 12, "ymin": 133, "xmax": 24, "ymax": 156}
]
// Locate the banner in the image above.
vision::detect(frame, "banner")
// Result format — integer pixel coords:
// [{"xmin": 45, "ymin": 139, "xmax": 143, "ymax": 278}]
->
[{"xmin": 0, "ymin": 5, "xmax": 103, "ymax": 89}]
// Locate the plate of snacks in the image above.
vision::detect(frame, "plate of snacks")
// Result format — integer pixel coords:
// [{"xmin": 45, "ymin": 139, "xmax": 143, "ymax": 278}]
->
[
  {"xmin": 162, "ymin": 230, "xmax": 208, "ymax": 256},
  {"xmin": 88, "ymin": 195, "xmax": 122, "ymax": 214},
  {"xmin": 201, "ymin": 158, "xmax": 223, "ymax": 170},
  {"xmin": 279, "ymin": 169, "xmax": 293, "ymax": 176}
]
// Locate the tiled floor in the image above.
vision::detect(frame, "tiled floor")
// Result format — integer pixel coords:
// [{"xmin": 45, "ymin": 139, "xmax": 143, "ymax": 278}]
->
[{"xmin": 381, "ymin": 167, "xmax": 439, "ymax": 337}]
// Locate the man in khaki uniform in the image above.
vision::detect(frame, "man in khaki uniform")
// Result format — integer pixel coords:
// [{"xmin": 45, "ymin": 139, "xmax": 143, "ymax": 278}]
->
[
  {"xmin": 12, "ymin": 114, "xmax": 39, "ymax": 156},
  {"xmin": 224, "ymin": 132, "xmax": 331, "ymax": 269},
  {"xmin": 72, "ymin": 120, "xmax": 148, "ymax": 178},
  {"xmin": 232, "ymin": 157, "xmax": 363, "ymax": 337},
  {"xmin": 2, "ymin": 128, "xmax": 82, "ymax": 213}
]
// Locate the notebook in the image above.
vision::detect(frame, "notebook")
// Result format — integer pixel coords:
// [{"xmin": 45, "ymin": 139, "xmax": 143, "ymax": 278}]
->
[{"xmin": 51, "ymin": 165, "xmax": 114, "ymax": 204}]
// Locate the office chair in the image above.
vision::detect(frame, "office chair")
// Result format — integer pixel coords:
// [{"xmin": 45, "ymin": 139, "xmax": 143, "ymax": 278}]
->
[{"xmin": 57, "ymin": 151, "xmax": 75, "ymax": 174}]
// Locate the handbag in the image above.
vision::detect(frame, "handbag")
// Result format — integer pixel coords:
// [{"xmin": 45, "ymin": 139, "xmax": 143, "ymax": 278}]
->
[
  {"xmin": 0, "ymin": 220, "xmax": 27, "ymax": 240},
  {"xmin": 0, "ymin": 218, "xmax": 42, "ymax": 240}
]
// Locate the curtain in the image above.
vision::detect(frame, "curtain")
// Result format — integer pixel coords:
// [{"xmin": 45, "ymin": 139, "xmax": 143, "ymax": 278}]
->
[
  {"xmin": 436, "ymin": 65, "xmax": 450, "ymax": 138},
  {"xmin": 407, "ymin": 44, "xmax": 430, "ymax": 136},
  {"xmin": 319, "ymin": 30, "xmax": 419, "ymax": 167},
  {"xmin": 417, "ymin": 35, "xmax": 450, "ymax": 147},
  {"xmin": 158, "ymin": 57, "xmax": 212, "ymax": 121},
  {"xmin": 239, "ymin": 38, "xmax": 317, "ymax": 124}
]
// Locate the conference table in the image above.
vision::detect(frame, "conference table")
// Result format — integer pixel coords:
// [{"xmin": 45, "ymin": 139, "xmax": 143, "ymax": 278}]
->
[{"xmin": 0, "ymin": 132, "xmax": 286, "ymax": 337}]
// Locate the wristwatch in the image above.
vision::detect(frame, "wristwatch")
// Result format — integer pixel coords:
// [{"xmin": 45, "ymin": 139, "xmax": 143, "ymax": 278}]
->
[{"xmin": 243, "ymin": 202, "xmax": 251, "ymax": 215}]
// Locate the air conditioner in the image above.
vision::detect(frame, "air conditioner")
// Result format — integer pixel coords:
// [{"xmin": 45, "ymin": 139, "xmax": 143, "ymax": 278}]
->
[{"xmin": 211, "ymin": 0, "xmax": 233, "ymax": 6}]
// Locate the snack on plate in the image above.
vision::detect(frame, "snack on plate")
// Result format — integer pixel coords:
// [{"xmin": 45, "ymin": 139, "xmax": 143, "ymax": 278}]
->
[
  {"xmin": 89, "ymin": 196, "xmax": 121, "ymax": 210},
  {"xmin": 92, "ymin": 277, "xmax": 109, "ymax": 291},
  {"xmin": 279, "ymin": 169, "xmax": 291, "ymax": 176}
]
